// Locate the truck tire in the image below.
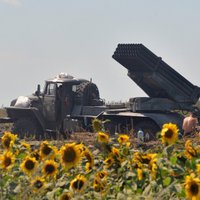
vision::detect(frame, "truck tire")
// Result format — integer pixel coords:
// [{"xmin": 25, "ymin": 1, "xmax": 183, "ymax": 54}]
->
[
  {"xmin": 134, "ymin": 120, "xmax": 160, "ymax": 141},
  {"xmin": 12, "ymin": 118, "xmax": 43, "ymax": 140},
  {"xmin": 75, "ymin": 82, "xmax": 100, "ymax": 106}
]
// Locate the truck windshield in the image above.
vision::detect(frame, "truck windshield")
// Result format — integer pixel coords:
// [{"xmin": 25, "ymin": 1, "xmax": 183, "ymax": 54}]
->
[{"xmin": 44, "ymin": 83, "xmax": 57, "ymax": 96}]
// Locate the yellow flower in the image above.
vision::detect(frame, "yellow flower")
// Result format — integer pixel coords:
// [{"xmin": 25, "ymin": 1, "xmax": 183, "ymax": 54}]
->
[
  {"xmin": 161, "ymin": 123, "xmax": 179, "ymax": 145},
  {"xmin": 83, "ymin": 147, "xmax": 94, "ymax": 167},
  {"xmin": 20, "ymin": 156, "xmax": 38, "ymax": 176},
  {"xmin": 31, "ymin": 177, "xmax": 45, "ymax": 192},
  {"xmin": 111, "ymin": 147, "xmax": 123, "ymax": 163},
  {"xmin": 96, "ymin": 171, "xmax": 108, "ymax": 180},
  {"xmin": 31, "ymin": 149, "xmax": 40, "ymax": 161},
  {"xmin": 1, "ymin": 132, "xmax": 17, "ymax": 149},
  {"xmin": 184, "ymin": 140, "xmax": 197, "ymax": 159},
  {"xmin": 20, "ymin": 141, "xmax": 31, "ymax": 150},
  {"xmin": 0, "ymin": 151, "xmax": 15, "ymax": 170},
  {"xmin": 97, "ymin": 132, "xmax": 109, "ymax": 143},
  {"xmin": 92, "ymin": 119, "xmax": 103, "ymax": 132},
  {"xmin": 137, "ymin": 168, "xmax": 143, "ymax": 181},
  {"xmin": 42, "ymin": 160, "xmax": 58, "ymax": 178},
  {"xmin": 40, "ymin": 141, "xmax": 57, "ymax": 160},
  {"xmin": 117, "ymin": 134, "xmax": 129, "ymax": 146},
  {"xmin": 93, "ymin": 177, "xmax": 107, "ymax": 193},
  {"xmin": 60, "ymin": 192, "xmax": 72, "ymax": 200},
  {"xmin": 132, "ymin": 152, "xmax": 143, "ymax": 168},
  {"xmin": 60, "ymin": 143, "xmax": 82, "ymax": 170},
  {"xmin": 132, "ymin": 152, "xmax": 157, "ymax": 170},
  {"xmin": 70, "ymin": 174, "xmax": 87, "ymax": 193},
  {"xmin": 197, "ymin": 164, "xmax": 200, "ymax": 175},
  {"xmin": 150, "ymin": 163, "xmax": 157, "ymax": 180},
  {"xmin": 104, "ymin": 156, "xmax": 114, "ymax": 168},
  {"xmin": 140, "ymin": 153, "xmax": 157, "ymax": 166},
  {"xmin": 111, "ymin": 147, "xmax": 119, "ymax": 156},
  {"xmin": 85, "ymin": 162, "xmax": 93, "ymax": 172},
  {"xmin": 94, "ymin": 170, "xmax": 107, "ymax": 193},
  {"xmin": 184, "ymin": 174, "xmax": 200, "ymax": 200},
  {"xmin": 76, "ymin": 143, "xmax": 86, "ymax": 155}
]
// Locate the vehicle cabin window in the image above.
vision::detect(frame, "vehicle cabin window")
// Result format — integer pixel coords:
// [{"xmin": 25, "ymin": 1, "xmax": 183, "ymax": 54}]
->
[
  {"xmin": 72, "ymin": 85, "xmax": 77, "ymax": 92},
  {"xmin": 45, "ymin": 83, "xmax": 56, "ymax": 96}
]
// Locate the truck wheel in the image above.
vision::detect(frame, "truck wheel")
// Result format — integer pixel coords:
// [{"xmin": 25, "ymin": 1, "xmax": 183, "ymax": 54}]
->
[
  {"xmin": 12, "ymin": 118, "xmax": 43, "ymax": 140},
  {"xmin": 134, "ymin": 120, "xmax": 160, "ymax": 141},
  {"xmin": 75, "ymin": 82, "xmax": 100, "ymax": 106}
]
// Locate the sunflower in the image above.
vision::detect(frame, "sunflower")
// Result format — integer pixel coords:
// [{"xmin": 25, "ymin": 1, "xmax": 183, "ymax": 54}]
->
[
  {"xmin": 92, "ymin": 119, "xmax": 103, "ymax": 132},
  {"xmin": 31, "ymin": 177, "xmax": 45, "ymax": 192},
  {"xmin": 96, "ymin": 171, "xmax": 108, "ymax": 180},
  {"xmin": 184, "ymin": 174, "xmax": 200, "ymax": 200},
  {"xmin": 184, "ymin": 140, "xmax": 197, "ymax": 159},
  {"xmin": 20, "ymin": 141, "xmax": 31, "ymax": 150},
  {"xmin": 117, "ymin": 134, "xmax": 130, "ymax": 146},
  {"xmin": 197, "ymin": 164, "xmax": 200, "ymax": 175},
  {"xmin": 1, "ymin": 132, "xmax": 17, "ymax": 149},
  {"xmin": 161, "ymin": 123, "xmax": 179, "ymax": 145},
  {"xmin": 93, "ymin": 176, "xmax": 107, "ymax": 193},
  {"xmin": 76, "ymin": 143, "xmax": 86, "ymax": 155},
  {"xmin": 140, "ymin": 153, "xmax": 157, "ymax": 166},
  {"xmin": 137, "ymin": 168, "xmax": 143, "ymax": 181},
  {"xmin": 0, "ymin": 151, "xmax": 15, "ymax": 170},
  {"xmin": 104, "ymin": 156, "xmax": 114, "ymax": 168},
  {"xmin": 60, "ymin": 192, "xmax": 72, "ymax": 200},
  {"xmin": 112, "ymin": 147, "xmax": 120, "ymax": 157},
  {"xmin": 31, "ymin": 149, "xmax": 40, "ymax": 161},
  {"xmin": 70, "ymin": 174, "xmax": 87, "ymax": 193},
  {"xmin": 132, "ymin": 152, "xmax": 143, "ymax": 168},
  {"xmin": 111, "ymin": 147, "xmax": 123, "ymax": 163},
  {"xmin": 97, "ymin": 132, "xmax": 109, "ymax": 143},
  {"xmin": 60, "ymin": 143, "xmax": 82, "ymax": 170},
  {"xmin": 83, "ymin": 147, "xmax": 94, "ymax": 166},
  {"xmin": 20, "ymin": 156, "xmax": 38, "ymax": 176},
  {"xmin": 40, "ymin": 141, "xmax": 57, "ymax": 160},
  {"xmin": 42, "ymin": 160, "xmax": 58, "ymax": 178},
  {"xmin": 150, "ymin": 162, "xmax": 157, "ymax": 180},
  {"xmin": 85, "ymin": 162, "xmax": 93, "ymax": 172}
]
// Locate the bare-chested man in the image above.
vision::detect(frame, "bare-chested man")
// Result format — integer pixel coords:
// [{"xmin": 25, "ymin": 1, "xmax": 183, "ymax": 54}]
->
[{"xmin": 182, "ymin": 112, "xmax": 198, "ymax": 137}]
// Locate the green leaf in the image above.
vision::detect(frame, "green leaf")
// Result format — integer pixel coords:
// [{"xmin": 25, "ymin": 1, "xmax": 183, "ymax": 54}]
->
[
  {"xmin": 163, "ymin": 177, "xmax": 171, "ymax": 186},
  {"xmin": 163, "ymin": 145, "xmax": 174, "ymax": 156},
  {"xmin": 170, "ymin": 156, "xmax": 177, "ymax": 165}
]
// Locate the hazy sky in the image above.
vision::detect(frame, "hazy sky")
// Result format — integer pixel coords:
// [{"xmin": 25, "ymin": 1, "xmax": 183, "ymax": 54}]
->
[{"xmin": 1, "ymin": 0, "xmax": 200, "ymax": 106}]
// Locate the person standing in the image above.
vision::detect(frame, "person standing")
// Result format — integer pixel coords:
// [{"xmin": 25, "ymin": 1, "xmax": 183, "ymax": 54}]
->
[{"xmin": 182, "ymin": 112, "xmax": 198, "ymax": 137}]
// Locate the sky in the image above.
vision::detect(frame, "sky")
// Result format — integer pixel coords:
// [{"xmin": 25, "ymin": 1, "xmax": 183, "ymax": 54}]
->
[{"xmin": 0, "ymin": 0, "xmax": 200, "ymax": 106}]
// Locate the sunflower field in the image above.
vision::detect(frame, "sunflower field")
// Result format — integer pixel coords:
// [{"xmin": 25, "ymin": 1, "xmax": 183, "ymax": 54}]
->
[{"xmin": 0, "ymin": 123, "xmax": 200, "ymax": 200}]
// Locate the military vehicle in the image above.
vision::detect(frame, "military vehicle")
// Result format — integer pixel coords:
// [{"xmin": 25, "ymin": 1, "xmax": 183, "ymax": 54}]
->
[
  {"xmin": 0, "ymin": 73, "xmax": 105, "ymax": 139},
  {"xmin": 0, "ymin": 44, "xmax": 200, "ymax": 140},
  {"xmin": 100, "ymin": 44, "xmax": 200, "ymax": 139}
]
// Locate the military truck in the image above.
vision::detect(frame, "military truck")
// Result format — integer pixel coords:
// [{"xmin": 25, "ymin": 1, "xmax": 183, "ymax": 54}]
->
[
  {"xmin": 0, "ymin": 73, "xmax": 106, "ymax": 139},
  {"xmin": 0, "ymin": 44, "xmax": 200, "ymax": 140},
  {"xmin": 99, "ymin": 44, "xmax": 200, "ymax": 139}
]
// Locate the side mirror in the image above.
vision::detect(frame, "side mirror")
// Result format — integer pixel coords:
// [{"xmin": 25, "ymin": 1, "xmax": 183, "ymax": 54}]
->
[{"xmin": 35, "ymin": 84, "xmax": 41, "ymax": 96}]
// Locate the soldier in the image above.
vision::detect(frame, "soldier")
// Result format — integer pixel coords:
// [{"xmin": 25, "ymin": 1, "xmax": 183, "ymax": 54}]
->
[{"xmin": 182, "ymin": 112, "xmax": 198, "ymax": 137}]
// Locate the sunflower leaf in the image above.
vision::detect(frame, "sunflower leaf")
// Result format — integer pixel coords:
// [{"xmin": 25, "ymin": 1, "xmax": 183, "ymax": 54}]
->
[
  {"xmin": 170, "ymin": 156, "xmax": 177, "ymax": 165},
  {"xmin": 163, "ymin": 177, "xmax": 171, "ymax": 186}
]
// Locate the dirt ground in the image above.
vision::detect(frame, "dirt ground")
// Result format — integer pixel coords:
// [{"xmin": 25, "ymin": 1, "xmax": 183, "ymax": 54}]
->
[{"xmin": 0, "ymin": 119, "xmax": 161, "ymax": 150}]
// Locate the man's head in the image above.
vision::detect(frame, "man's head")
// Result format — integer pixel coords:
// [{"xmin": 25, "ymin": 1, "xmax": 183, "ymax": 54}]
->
[{"xmin": 190, "ymin": 111, "xmax": 197, "ymax": 118}]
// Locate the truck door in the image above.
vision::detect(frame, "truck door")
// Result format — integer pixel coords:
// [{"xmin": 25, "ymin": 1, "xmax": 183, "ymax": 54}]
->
[{"xmin": 43, "ymin": 83, "xmax": 57, "ymax": 122}]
